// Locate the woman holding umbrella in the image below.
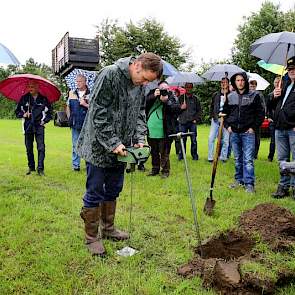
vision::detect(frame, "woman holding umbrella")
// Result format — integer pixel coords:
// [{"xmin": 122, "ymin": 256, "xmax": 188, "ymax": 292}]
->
[{"xmin": 15, "ymin": 81, "xmax": 53, "ymax": 176}]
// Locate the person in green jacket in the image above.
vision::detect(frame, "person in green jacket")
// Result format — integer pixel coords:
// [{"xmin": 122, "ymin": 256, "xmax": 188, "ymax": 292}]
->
[
  {"xmin": 146, "ymin": 81, "xmax": 180, "ymax": 178},
  {"xmin": 77, "ymin": 53, "xmax": 162, "ymax": 256}
]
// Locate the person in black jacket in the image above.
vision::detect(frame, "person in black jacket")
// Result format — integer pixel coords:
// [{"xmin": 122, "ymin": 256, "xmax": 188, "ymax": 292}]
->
[
  {"xmin": 15, "ymin": 81, "xmax": 52, "ymax": 176},
  {"xmin": 271, "ymin": 57, "xmax": 295, "ymax": 199},
  {"xmin": 223, "ymin": 72, "xmax": 264, "ymax": 193},
  {"xmin": 265, "ymin": 76, "xmax": 280, "ymax": 162},
  {"xmin": 178, "ymin": 83, "xmax": 202, "ymax": 160},
  {"xmin": 249, "ymin": 79, "xmax": 266, "ymax": 159},
  {"xmin": 146, "ymin": 81, "xmax": 180, "ymax": 178},
  {"xmin": 66, "ymin": 74, "xmax": 89, "ymax": 171}
]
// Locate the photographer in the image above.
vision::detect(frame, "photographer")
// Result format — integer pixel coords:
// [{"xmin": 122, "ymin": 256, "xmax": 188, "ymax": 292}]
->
[{"xmin": 146, "ymin": 81, "xmax": 180, "ymax": 178}]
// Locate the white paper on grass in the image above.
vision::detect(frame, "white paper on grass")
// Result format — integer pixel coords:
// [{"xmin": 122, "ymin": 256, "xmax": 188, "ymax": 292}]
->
[{"xmin": 116, "ymin": 246, "xmax": 138, "ymax": 257}]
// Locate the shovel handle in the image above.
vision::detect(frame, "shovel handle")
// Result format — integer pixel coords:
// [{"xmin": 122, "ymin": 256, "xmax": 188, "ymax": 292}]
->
[
  {"xmin": 210, "ymin": 116, "xmax": 224, "ymax": 198},
  {"xmin": 169, "ymin": 132, "xmax": 194, "ymax": 139}
]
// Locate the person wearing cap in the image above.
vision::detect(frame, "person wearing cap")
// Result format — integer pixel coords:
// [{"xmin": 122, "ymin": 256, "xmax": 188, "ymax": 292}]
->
[
  {"xmin": 223, "ymin": 72, "xmax": 264, "ymax": 193},
  {"xmin": 271, "ymin": 56, "xmax": 295, "ymax": 199}
]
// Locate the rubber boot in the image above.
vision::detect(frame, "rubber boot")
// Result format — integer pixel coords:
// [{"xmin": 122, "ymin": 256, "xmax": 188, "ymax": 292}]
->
[
  {"xmin": 271, "ymin": 185, "xmax": 289, "ymax": 199},
  {"xmin": 101, "ymin": 201, "xmax": 129, "ymax": 240},
  {"xmin": 80, "ymin": 207, "xmax": 106, "ymax": 256}
]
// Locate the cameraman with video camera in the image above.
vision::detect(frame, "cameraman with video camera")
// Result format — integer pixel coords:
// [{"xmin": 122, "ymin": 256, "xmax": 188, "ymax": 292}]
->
[{"xmin": 146, "ymin": 81, "xmax": 180, "ymax": 178}]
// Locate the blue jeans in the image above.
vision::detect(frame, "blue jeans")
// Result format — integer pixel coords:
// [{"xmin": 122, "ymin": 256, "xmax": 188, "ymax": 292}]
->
[
  {"xmin": 275, "ymin": 129, "xmax": 295, "ymax": 187},
  {"xmin": 83, "ymin": 163, "xmax": 125, "ymax": 208},
  {"xmin": 179, "ymin": 122, "xmax": 198, "ymax": 159},
  {"xmin": 231, "ymin": 132, "xmax": 255, "ymax": 186},
  {"xmin": 72, "ymin": 128, "xmax": 81, "ymax": 169},
  {"xmin": 208, "ymin": 118, "xmax": 229, "ymax": 161}
]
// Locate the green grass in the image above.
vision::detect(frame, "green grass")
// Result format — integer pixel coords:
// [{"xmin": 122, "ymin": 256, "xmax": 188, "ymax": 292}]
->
[{"xmin": 1, "ymin": 119, "xmax": 295, "ymax": 295}]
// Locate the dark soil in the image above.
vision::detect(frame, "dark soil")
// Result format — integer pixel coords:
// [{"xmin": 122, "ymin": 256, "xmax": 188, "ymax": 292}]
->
[
  {"xmin": 178, "ymin": 203, "xmax": 295, "ymax": 295},
  {"xmin": 240, "ymin": 203, "xmax": 295, "ymax": 250}
]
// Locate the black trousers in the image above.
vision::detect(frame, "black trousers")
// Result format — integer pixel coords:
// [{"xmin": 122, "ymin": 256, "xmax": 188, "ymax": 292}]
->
[
  {"xmin": 147, "ymin": 137, "xmax": 172, "ymax": 174},
  {"xmin": 254, "ymin": 128, "xmax": 261, "ymax": 159},
  {"xmin": 268, "ymin": 121, "xmax": 276, "ymax": 160},
  {"xmin": 25, "ymin": 126, "xmax": 45, "ymax": 170}
]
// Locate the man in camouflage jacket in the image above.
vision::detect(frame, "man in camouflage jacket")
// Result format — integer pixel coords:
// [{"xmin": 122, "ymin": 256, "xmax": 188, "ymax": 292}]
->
[{"xmin": 77, "ymin": 53, "xmax": 162, "ymax": 256}]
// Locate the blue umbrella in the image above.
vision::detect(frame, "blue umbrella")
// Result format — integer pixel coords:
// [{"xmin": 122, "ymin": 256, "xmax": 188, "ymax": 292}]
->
[
  {"xmin": 0, "ymin": 43, "xmax": 20, "ymax": 66},
  {"xmin": 64, "ymin": 68, "xmax": 97, "ymax": 91},
  {"xmin": 161, "ymin": 60, "xmax": 178, "ymax": 76}
]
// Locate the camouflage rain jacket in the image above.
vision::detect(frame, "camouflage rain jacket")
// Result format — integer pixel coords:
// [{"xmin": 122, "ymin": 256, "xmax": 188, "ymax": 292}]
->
[{"xmin": 76, "ymin": 57, "xmax": 147, "ymax": 168}]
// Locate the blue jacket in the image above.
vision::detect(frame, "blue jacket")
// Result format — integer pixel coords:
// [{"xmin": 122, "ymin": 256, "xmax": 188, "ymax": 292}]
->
[{"xmin": 68, "ymin": 88, "xmax": 89, "ymax": 130}]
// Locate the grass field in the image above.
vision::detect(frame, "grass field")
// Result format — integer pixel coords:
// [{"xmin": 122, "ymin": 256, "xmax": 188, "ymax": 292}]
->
[{"xmin": 1, "ymin": 119, "xmax": 295, "ymax": 295}]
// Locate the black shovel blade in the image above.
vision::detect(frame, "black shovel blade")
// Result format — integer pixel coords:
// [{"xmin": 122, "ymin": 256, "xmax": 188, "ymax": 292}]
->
[{"xmin": 203, "ymin": 197, "xmax": 216, "ymax": 216}]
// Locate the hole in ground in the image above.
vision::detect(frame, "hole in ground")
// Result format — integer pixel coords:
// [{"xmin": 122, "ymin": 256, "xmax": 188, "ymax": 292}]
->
[{"xmin": 196, "ymin": 230, "xmax": 255, "ymax": 260}]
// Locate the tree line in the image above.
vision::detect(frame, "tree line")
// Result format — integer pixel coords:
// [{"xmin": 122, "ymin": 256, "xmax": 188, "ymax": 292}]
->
[{"xmin": 0, "ymin": 1, "xmax": 294, "ymax": 121}]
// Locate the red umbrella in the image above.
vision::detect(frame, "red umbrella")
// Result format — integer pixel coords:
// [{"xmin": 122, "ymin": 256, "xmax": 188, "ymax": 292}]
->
[
  {"xmin": 168, "ymin": 86, "xmax": 186, "ymax": 95},
  {"xmin": 0, "ymin": 73, "xmax": 61, "ymax": 103}
]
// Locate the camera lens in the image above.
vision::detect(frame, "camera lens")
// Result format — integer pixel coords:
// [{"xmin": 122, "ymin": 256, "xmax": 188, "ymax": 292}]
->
[{"xmin": 160, "ymin": 89, "xmax": 168, "ymax": 96}]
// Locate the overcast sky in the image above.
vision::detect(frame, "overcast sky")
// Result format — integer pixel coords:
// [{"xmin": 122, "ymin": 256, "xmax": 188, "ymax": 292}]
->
[{"xmin": 1, "ymin": 0, "xmax": 294, "ymax": 69}]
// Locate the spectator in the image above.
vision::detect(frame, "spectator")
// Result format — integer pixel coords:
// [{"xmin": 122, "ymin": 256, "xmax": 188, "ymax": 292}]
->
[
  {"xmin": 66, "ymin": 74, "xmax": 89, "ymax": 171},
  {"xmin": 249, "ymin": 79, "xmax": 266, "ymax": 159},
  {"xmin": 208, "ymin": 77, "xmax": 230, "ymax": 163},
  {"xmin": 266, "ymin": 76, "xmax": 280, "ymax": 161},
  {"xmin": 271, "ymin": 57, "xmax": 295, "ymax": 199},
  {"xmin": 223, "ymin": 73, "xmax": 264, "ymax": 193},
  {"xmin": 146, "ymin": 81, "xmax": 180, "ymax": 178},
  {"xmin": 15, "ymin": 81, "xmax": 52, "ymax": 176},
  {"xmin": 178, "ymin": 83, "xmax": 202, "ymax": 160}
]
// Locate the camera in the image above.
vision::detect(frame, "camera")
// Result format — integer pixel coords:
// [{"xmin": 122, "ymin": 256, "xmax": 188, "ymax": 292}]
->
[{"xmin": 160, "ymin": 89, "xmax": 168, "ymax": 96}]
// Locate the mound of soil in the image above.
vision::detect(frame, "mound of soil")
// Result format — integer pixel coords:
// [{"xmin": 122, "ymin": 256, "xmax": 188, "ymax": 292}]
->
[
  {"xmin": 178, "ymin": 203, "xmax": 295, "ymax": 295},
  {"xmin": 240, "ymin": 203, "xmax": 295, "ymax": 250}
]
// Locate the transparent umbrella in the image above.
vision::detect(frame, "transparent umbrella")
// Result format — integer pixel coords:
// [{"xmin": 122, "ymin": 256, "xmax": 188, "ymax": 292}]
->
[
  {"xmin": 161, "ymin": 60, "xmax": 178, "ymax": 76},
  {"xmin": 247, "ymin": 72, "xmax": 270, "ymax": 91},
  {"xmin": 0, "ymin": 42, "xmax": 20, "ymax": 67},
  {"xmin": 202, "ymin": 64, "xmax": 245, "ymax": 81},
  {"xmin": 166, "ymin": 72, "xmax": 204, "ymax": 86}
]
